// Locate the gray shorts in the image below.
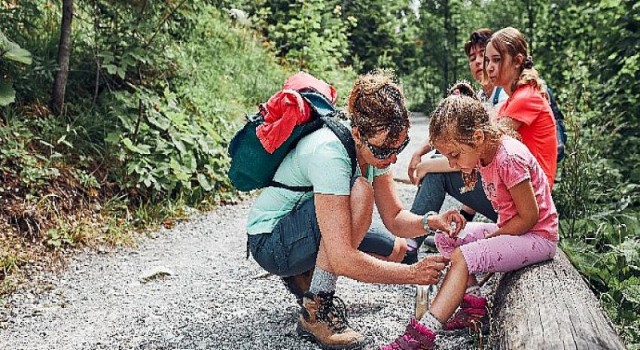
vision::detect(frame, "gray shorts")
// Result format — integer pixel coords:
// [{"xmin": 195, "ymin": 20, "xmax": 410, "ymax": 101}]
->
[{"xmin": 248, "ymin": 195, "xmax": 396, "ymax": 277}]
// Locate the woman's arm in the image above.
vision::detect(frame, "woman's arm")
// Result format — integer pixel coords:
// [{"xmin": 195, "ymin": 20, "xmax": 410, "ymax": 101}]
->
[
  {"xmin": 314, "ymin": 192, "xmax": 447, "ymax": 285},
  {"xmin": 484, "ymin": 179, "xmax": 538, "ymax": 238},
  {"xmin": 373, "ymin": 172, "xmax": 465, "ymax": 237}
]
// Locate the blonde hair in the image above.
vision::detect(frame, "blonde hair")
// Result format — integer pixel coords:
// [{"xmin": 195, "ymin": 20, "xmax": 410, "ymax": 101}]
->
[
  {"xmin": 484, "ymin": 27, "xmax": 546, "ymax": 93},
  {"xmin": 429, "ymin": 82, "xmax": 516, "ymax": 148},
  {"xmin": 347, "ymin": 70, "xmax": 410, "ymax": 144}
]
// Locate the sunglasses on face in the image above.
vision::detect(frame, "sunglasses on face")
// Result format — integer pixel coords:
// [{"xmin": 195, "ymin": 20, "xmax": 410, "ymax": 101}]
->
[{"xmin": 363, "ymin": 136, "xmax": 410, "ymax": 159}]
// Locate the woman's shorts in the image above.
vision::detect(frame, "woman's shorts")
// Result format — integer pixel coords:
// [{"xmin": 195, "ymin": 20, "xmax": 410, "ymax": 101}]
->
[{"xmin": 248, "ymin": 195, "xmax": 397, "ymax": 277}]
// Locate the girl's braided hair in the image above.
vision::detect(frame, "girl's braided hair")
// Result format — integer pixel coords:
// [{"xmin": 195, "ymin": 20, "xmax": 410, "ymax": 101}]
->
[{"xmin": 347, "ymin": 70, "xmax": 410, "ymax": 145}]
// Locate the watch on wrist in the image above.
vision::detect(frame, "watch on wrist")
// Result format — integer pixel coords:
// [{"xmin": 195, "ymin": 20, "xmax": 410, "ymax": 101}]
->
[{"xmin": 422, "ymin": 211, "xmax": 438, "ymax": 232}]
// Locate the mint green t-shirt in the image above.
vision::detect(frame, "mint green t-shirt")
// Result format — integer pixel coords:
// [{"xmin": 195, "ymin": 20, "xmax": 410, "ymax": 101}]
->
[{"xmin": 246, "ymin": 122, "xmax": 390, "ymax": 235}]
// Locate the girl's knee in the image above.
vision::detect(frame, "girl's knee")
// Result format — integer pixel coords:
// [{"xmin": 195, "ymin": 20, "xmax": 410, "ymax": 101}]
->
[
  {"xmin": 434, "ymin": 233, "xmax": 456, "ymax": 257},
  {"xmin": 351, "ymin": 177, "xmax": 374, "ymax": 227},
  {"xmin": 451, "ymin": 248, "xmax": 467, "ymax": 266}
]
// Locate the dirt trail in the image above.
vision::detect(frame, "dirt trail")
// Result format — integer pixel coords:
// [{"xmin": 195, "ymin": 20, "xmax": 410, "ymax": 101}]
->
[{"xmin": 0, "ymin": 113, "xmax": 488, "ymax": 349}]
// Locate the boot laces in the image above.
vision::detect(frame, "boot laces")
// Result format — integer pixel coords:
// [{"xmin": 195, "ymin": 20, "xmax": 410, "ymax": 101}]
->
[{"xmin": 316, "ymin": 291, "xmax": 349, "ymax": 333}]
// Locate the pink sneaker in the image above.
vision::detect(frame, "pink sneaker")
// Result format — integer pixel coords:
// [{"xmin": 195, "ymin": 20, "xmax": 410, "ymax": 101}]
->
[
  {"xmin": 443, "ymin": 307, "xmax": 487, "ymax": 331},
  {"xmin": 460, "ymin": 293, "xmax": 487, "ymax": 310},
  {"xmin": 380, "ymin": 318, "xmax": 436, "ymax": 350}
]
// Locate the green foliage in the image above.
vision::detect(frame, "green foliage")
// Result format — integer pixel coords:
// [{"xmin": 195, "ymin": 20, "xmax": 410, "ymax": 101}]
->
[
  {"xmin": 554, "ymin": 50, "xmax": 640, "ymax": 346},
  {"xmin": 103, "ymin": 85, "xmax": 230, "ymax": 202},
  {"xmin": 0, "ymin": 119, "xmax": 59, "ymax": 195},
  {"xmin": 91, "ymin": 5, "xmax": 290, "ymax": 204},
  {"xmin": 254, "ymin": 0, "xmax": 349, "ymax": 70},
  {"xmin": 340, "ymin": 1, "xmax": 418, "ymax": 74},
  {"xmin": 0, "ymin": 31, "xmax": 32, "ymax": 106}
]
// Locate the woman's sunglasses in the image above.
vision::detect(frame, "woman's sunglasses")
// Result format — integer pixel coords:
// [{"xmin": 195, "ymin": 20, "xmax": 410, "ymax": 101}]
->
[{"xmin": 363, "ymin": 136, "xmax": 410, "ymax": 159}]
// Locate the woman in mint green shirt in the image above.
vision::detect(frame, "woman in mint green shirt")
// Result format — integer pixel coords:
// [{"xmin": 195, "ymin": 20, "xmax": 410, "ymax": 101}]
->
[{"xmin": 247, "ymin": 70, "xmax": 465, "ymax": 350}]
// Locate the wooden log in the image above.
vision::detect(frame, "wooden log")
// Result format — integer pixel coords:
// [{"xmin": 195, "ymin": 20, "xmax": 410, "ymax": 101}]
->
[{"xmin": 490, "ymin": 249, "xmax": 626, "ymax": 350}]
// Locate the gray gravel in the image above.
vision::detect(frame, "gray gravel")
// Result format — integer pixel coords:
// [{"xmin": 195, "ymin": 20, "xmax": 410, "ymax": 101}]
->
[{"xmin": 0, "ymin": 113, "xmax": 497, "ymax": 349}]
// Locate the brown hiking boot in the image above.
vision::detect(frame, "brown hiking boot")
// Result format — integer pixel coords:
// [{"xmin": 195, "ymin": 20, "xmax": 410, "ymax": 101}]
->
[
  {"xmin": 281, "ymin": 268, "xmax": 314, "ymax": 305},
  {"xmin": 296, "ymin": 291, "xmax": 373, "ymax": 350}
]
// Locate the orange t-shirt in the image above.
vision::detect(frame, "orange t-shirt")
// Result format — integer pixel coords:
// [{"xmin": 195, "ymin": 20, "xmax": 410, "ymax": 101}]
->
[{"xmin": 498, "ymin": 84, "xmax": 558, "ymax": 185}]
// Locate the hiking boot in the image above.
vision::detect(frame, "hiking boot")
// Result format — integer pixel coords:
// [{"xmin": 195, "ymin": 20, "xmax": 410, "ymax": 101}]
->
[
  {"xmin": 460, "ymin": 293, "xmax": 487, "ymax": 310},
  {"xmin": 296, "ymin": 291, "xmax": 372, "ymax": 350},
  {"xmin": 443, "ymin": 307, "xmax": 487, "ymax": 331},
  {"xmin": 281, "ymin": 268, "xmax": 314, "ymax": 306},
  {"xmin": 443, "ymin": 294, "xmax": 488, "ymax": 331},
  {"xmin": 380, "ymin": 318, "xmax": 436, "ymax": 350}
]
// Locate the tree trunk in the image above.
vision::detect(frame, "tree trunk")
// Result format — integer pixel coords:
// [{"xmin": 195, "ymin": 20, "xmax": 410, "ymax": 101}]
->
[
  {"xmin": 51, "ymin": 0, "xmax": 74, "ymax": 116},
  {"xmin": 490, "ymin": 249, "xmax": 626, "ymax": 350},
  {"xmin": 442, "ymin": 0, "xmax": 450, "ymax": 96}
]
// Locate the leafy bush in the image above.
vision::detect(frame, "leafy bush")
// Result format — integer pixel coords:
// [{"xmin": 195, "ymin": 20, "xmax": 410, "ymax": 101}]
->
[{"xmin": 555, "ymin": 62, "xmax": 640, "ymax": 347}]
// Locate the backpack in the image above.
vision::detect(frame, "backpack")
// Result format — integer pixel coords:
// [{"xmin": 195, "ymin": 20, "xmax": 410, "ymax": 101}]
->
[
  {"xmin": 546, "ymin": 88, "xmax": 567, "ymax": 162},
  {"xmin": 228, "ymin": 91, "xmax": 356, "ymax": 192},
  {"xmin": 493, "ymin": 86, "xmax": 568, "ymax": 162}
]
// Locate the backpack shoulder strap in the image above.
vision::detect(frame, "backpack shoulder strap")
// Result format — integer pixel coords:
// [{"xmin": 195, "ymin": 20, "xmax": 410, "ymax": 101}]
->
[
  {"xmin": 269, "ymin": 114, "xmax": 356, "ymax": 191},
  {"xmin": 269, "ymin": 92, "xmax": 356, "ymax": 192},
  {"xmin": 493, "ymin": 86, "xmax": 502, "ymax": 106},
  {"xmin": 322, "ymin": 114, "xmax": 357, "ymax": 178}
]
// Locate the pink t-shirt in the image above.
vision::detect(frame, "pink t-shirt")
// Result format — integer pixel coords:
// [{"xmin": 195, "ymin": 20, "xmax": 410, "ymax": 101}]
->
[{"xmin": 479, "ymin": 137, "xmax": 558, "ymax": 242}]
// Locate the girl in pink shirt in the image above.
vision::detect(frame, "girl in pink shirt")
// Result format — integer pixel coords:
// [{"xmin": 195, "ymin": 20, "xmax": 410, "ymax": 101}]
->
[{"xmin": 382, "ymin": 85, "xmax": 558, "ymax": 350}]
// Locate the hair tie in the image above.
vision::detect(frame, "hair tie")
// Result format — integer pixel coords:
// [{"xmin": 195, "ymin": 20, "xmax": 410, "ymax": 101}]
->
[{"xmin": 523, "ymin": 56, "xmax": 534, "ymax": 69}]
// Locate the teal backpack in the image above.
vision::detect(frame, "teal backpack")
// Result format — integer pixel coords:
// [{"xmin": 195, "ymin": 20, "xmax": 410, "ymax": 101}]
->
[{"xmin": 228, "ymin": 91, "xmax": 356, "ymax": 192}]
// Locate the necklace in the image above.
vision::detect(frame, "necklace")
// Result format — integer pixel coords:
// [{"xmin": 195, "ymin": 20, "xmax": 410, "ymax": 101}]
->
[{"xmin": 460, "ymin": 168, "xmax": 479, "ymax": 194}]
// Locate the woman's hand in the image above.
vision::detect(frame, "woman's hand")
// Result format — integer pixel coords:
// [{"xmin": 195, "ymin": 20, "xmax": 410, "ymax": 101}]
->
[
  {"xmin": 426, "ymin": 209, "xmax": 466, "ymax": 238},
  {"xmin": 411, "ymin": 255, "xmax": 450, "ymax": 285}
]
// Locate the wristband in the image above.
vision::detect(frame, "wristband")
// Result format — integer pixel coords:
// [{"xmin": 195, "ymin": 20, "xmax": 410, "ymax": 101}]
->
[{"xmin": 422, "ymin": 211, "xmax": 438, "ymax": 232}]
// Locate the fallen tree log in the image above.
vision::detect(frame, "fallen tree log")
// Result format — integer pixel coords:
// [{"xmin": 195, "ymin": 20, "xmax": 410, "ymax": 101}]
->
[{"xmin": 490, "ymin": 249, "xmax": 626, "ymax": 350}]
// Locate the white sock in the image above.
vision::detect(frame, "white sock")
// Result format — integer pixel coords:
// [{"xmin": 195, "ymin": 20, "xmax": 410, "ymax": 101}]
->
[
  {"xmin": 419, "ymin": 311, "xmax": 443, "ymax": 330},
  {"xmin": 466, "ymin": 285, "xmax": 481, "ymax": 296},
  {"xmin": 308, "ymin": 267, "xmax": 338, "ymax": 294}
]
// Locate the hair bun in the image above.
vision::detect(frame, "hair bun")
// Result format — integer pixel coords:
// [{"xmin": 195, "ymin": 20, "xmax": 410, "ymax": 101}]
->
[
  {"xmin": 523, "ymin": 56, "xmax": 534, "ymax": 69},
  {"xmin": 448, "ymin": 81, "xmax": 477, "ymax": 99}
]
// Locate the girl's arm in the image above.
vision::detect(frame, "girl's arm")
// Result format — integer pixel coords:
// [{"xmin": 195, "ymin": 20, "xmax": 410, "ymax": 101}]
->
[
  {"xmin": 408, "ymin": 141, "xmax": 433, "ymax": 184},
  {"xmin": 414, "ymin": 157, "xmax": 459, "ymax": 184},
  {"xmin": 485, "ymin": 179, "xmax": 538, "ymax": 238}
]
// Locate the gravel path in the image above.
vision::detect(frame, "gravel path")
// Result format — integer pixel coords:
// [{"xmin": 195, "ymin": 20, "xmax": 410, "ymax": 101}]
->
[{"xmin": 0, "ymin": 113, "xmax": 496, "ymax": 349}]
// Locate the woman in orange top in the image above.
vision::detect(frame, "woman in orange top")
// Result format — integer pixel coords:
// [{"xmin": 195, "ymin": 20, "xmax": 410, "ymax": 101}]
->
[{"xmin": 485, "ymin": 27, "xmax": 558, "ymax": 185}]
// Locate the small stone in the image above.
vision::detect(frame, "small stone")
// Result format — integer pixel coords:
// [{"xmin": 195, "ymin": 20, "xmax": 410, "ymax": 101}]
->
[{"xmin": 139, "ymin": 266, "xmax": 174, "ymax": 283}]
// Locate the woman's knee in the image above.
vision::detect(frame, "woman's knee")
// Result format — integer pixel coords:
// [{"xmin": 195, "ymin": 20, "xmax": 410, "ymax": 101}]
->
[
  {"xmin": 386, "ymin": 238, "xmax": 408, "ymax": 262},
  {"xmin": 351, "ymin": 177, "xmax": 374, "ymax": 226}
]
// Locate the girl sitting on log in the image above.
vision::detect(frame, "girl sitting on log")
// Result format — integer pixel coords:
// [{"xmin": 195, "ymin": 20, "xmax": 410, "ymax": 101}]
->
[{"xmin": 381, "ymin": 83, "xmax": 559, "ymax": 350}]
